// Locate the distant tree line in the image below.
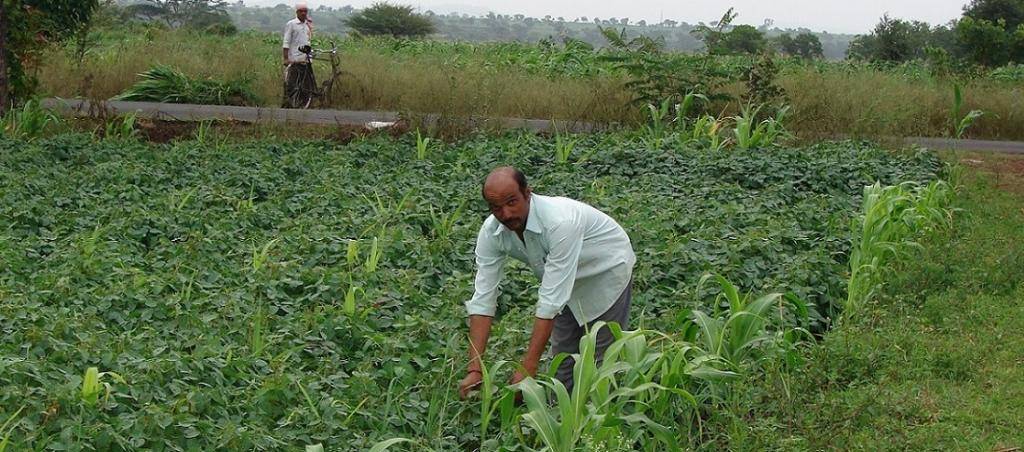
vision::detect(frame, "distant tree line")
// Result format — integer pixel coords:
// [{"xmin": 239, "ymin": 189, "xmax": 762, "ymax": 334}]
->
[
  {"xmin": 849, "ymin": 0, "xmax": 1024, "ymax": 67},
  {"xmin": 223, "ymin": 2, "xmax": 853, "ymax": 59}
]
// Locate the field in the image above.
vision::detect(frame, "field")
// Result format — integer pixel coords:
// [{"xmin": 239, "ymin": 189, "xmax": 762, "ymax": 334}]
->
[
  {"xmin": 39, "ymin": 27, "xmax": 1024, "ymax": 140},
  {"xmin": 734, "ymin": 154, "xmax": 1024, "ymax": 450},
  {"xmin": 8, "ymin": 10, "xmax": 1024, "ymax": 449},
  {"xmin": 0, "ymin": 126, "xmax": 949, "ymax": 449}
]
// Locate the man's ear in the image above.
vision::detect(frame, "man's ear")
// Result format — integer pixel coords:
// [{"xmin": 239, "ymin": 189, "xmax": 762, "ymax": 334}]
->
[{"xmin": 524, "ymin": 187, "xmax": 532, "ymax": 198}]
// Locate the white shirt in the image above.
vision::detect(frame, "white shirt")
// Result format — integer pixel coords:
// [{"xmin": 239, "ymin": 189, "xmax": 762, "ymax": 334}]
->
[
  {"xmin": 465, "ymin": 194, "xmax": 636, "ymax": 325},
  {"xmin": 282, "ymin": 18, "xmax": 312, "ymax": 64}
]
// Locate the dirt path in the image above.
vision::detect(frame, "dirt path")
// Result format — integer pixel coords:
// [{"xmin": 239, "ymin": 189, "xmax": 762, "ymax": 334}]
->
[{"xmin": 42, "ymin": 98, "xmax": 1024, "ymax": 154}]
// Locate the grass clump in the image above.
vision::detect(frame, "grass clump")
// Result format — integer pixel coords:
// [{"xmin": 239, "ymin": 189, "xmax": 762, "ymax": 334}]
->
[{"xmin": 113, "ymin": 65, "xmax": 260, "ymax": 106}]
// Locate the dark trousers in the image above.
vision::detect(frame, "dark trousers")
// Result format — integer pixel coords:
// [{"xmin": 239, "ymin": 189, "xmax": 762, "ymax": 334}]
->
[
  {"xmin": 282, "ymin": 63, "xmax": 316, "ymax": 108},
  {"xmin": 548, "ymin": 280, "xmax": 632, "ymax": 392}
]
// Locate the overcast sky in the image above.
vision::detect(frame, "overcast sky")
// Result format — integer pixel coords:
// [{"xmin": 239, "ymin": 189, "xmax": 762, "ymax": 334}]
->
[{"xmin": 252, "ymin": 0, "xmax": 968, "ymax": 34}]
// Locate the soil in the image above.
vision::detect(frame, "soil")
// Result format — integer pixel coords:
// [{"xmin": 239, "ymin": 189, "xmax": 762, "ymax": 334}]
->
[{"xmin": 958, "ymin": 153, "xmax": 1024, "ymax": 194}]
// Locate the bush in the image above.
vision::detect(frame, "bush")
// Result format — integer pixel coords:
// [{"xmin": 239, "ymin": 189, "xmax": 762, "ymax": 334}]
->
[{"xmin": 344, "ymin": 2, "xmax": 436, "ymax": 38}]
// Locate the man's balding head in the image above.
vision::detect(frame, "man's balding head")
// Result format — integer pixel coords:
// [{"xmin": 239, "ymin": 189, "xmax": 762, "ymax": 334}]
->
[
  {"xmin": 483, "ymin": 166, "xmax": 527, "ymax": 195},
  {"xmin": 482, "ymin": 166, "xmax": 531, "ymax": 235}
]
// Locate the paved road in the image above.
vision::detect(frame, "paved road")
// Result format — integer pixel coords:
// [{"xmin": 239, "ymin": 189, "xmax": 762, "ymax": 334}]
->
[
  {"xmin": 41, "ymin": 98, "xmax": 597, "ymax": 133},
  {"xmin": 903, "ymin": 137, "xmax": 1024, "ymax": 155},
  {"xmin": 42, "ymin": 98, "xmax": 1024, "ymax": 154}
]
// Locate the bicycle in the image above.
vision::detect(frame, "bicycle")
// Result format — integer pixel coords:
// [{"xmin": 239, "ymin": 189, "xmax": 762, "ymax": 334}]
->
[{"xmin": 283, "ymin": 42, "xmax": 344, "ymax": 109}]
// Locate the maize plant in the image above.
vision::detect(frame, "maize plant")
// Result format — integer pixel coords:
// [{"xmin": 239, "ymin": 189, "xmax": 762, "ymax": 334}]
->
[
  {"xmin": 104, "ymin": 113, "xmax": 139, "ymax": 140},
  {"xmin": 428, "ymin": 203, "xmax": 465, "ymax": 242},
  {"xmin": 731, "ymin": 104, "xmax": 792, "ymax": 150},
  {"xmin": 846, "ymin": 181, "xmax": 952, "ymax": 318},
  {"xmin": 639, "ymin": 99, "xmax": 673, "ymax": 148},
  {"xmin": 681, "ymin": 275, "xmax": 810, "ymax": 374},
  {"xmin": 346, "ymin": 239, "xmax": 360, "ymax": 267},
  {"xmin": 682, "ymin": 115, "xmax": 728, "ymax": 151},
  {"xmin": 951, "ymin": 83, "xmax": 985, "ymax": 140},
  {"xmin": 1, "ymin": 99, "xmax": 61, "ymax": 141},
  {"xmin": 518, "ymin": 322, "xmax": 698, "ymax": 451},
  {"xmin": 364, "ymin": 237, "xmax": 382, "ymax": 273},
  {"xmin": 553, "ymin": 133, "xmax": 580, "ymax": 165},
  {"xmin": 80, "ymin": 367, "xmax": 125, "ymax": 407},
  {"xmin": 415, "ymin": 129, "xmax": 432, "ymax": 160}
]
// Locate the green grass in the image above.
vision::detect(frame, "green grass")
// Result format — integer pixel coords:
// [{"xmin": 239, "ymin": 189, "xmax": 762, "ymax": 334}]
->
[{"xmin": 722, "ymin": 163, "xmax": 1024, "ymax": 450}]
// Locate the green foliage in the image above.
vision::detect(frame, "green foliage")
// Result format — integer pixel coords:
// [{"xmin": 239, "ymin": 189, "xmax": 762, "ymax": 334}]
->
[
  {"xmin": 845, "ymin": 180, "xmax": 953, "ymax": 318},
  {"xmin": 690, "ymin": 8, "xmax": 738, "ymax": 55},
  {"xmin": 600, "ymin": 27, "xmax": 730, "ymax": 108},
  {"xmin": 1, "ymin": 99, "xmax": 61, "ymax": 141},
  {"xmin": 553, "ymin": 132, "xmax": 580, "ymax": 164},
  {"xmin": 720, "ymin": 25, "xmax": 767, "ymax": 55},
  {"xmin": 691, "ymin": 10, "xmax": 767, "ymax": 56},
  {"xmin": 0, "ymin": 406, "xmax": 25, "ymax": 452},
  {"xmin": 0, "ymin": 132, "xmax": 942, "ymax": 449},
  {"xmin": 989, "ymin": 61, "xmax": 1024, "ymax": 80},
  {"xmin": 726, "ymin": 173, "xmax": 1024, "ymax": 450},
  {"xmin": 731, "ymin": 105, "xmax": 792, "ymax": 150},
  {"xmin": 414, "ymin": 128, "xmax": 431, "ymax": 160},
  {"xmin": 79, "ymin": 367, "xmax": 125, "ymax": 407},
  {"xmin": 957, "ymin": 16, "xmax": 1021, "ymax": 66},
  {"xmin": 847, "ymin": 15, "xmax": 947, "ymax": 63},
  {"xmin": 344, "ymin": 2, "xmax": 436, "ymax": 39},
  {"xmin": 124, "ymin": 0, "xmax": 233, "ymax": 30},
  {"xmin": 113, "ymin": 65, "xmax": 259, "ymax": 106},
  {"xmin": 2, "ymin": 0, "xmax": 101, "ymax": 102},
  {"xmin": 963, "ymin": 0, "xmax": 1024, "ymax": 31},
  {"xmin": 777, "ymin": 33, "xmax": 824, "ymax": 59},
  {"xmin": 951, "ymin": 83, "xmax": 986, "ymax": 139},
  {"xmin": 226, "ymin": 3, "xmax": 857, "ymax": 59},
  {"xmin": 682, "ymin": 275, "xmax": 809, "ymax": 372},
  {"xmin": 744, "ymin": 51, "xmax": 786, "ymax": 106},
  {"xmin": 103, "ymin": 113, "xmax": 139, "ymax": 140}
]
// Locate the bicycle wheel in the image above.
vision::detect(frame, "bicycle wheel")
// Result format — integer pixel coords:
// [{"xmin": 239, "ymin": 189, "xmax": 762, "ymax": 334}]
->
[{"xmin": 284, "ymin": 64, "xmax": 315, "ymax": 109}]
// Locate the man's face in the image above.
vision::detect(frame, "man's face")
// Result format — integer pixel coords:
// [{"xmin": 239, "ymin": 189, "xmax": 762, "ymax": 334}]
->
[
  {"xmin": 296, "ymin": 8, "xmax": 308, "ymax": 21},
  {"xmin": 483, "ymin": 179, "xmax": 530, "ymax": 234}
]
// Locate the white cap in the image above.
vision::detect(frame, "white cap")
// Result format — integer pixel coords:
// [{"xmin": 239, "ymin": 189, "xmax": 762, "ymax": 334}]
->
[{"xmin": 295, "ymin": 2, "xmax": 308, "ymax": 10}]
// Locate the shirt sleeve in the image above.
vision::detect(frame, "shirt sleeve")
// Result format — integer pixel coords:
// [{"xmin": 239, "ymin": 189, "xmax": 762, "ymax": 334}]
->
[
  {"xmin": 282, "ymin": 24, "xmax": 291, "ymax": 49},
  {"xmin": 535, "ymin": 219, "xmax": 584, "ymax": 319},
  {"xmin": 465, "ymin": 225, "xmax": 506, "ymax": 317}
]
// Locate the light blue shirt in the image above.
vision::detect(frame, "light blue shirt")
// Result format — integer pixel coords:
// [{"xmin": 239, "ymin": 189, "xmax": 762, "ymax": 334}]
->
[{"xmin": 465, "ymin": 194, "xmax": 636, "ymax": 325}]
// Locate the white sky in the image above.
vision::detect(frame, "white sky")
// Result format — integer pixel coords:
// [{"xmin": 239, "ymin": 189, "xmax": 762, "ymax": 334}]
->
[{"xmin": 248, "ymin": 0, "xmax": 968, "ymax": 34}]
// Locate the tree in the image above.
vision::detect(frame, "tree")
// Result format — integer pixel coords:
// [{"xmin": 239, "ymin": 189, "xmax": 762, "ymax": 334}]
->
[
  {"xmin": 777, "ymin": 32, "xmax": 824, "ymax": 59},
  {"xmin": 957, "ymin": 0, "xmax": 1024, "ymax": 65},
  {"xmin": 847, "ymin": 15, "xmax": 937, "ymax": 62},
  {"xmin": 691, "ymin": 8, "xmax": 737, "ymax": 55},
  {"xmin": 124, "ymin": 0, "xmax": 233, "ymax": 31},
  {"xmin": 344, "ymin": 2, "xmax": 435, "ymax": 38},
  {"xmin": 721, "ymin": 24, "xmax": 766, "ymax": 54},
  {"xmin": 1, "ymin": 0, "xmax": 101, "ymax": 112},
  {"xmin": 957, "ymin": 16, "xmax": 1014, "ymax": 65},
  {"xmin": 963, "ymin": 0, "xmax": 1024, "ymax": 30}
]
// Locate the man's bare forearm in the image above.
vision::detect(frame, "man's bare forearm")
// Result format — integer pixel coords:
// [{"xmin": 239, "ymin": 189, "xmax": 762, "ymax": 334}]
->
[
  {"xmin": 467, "ymin": 315, "xmax": 493, "ymax": 373},
  {"xmin": 521, "ymin": 317, "xmax": 554, "ymax": 375},
  {"xmin": 282, "ymin": 48, "xmax": 289, "ymax": 62}
]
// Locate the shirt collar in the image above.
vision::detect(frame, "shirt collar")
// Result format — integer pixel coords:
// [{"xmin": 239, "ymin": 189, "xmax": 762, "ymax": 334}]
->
[{"xmin": 493, "ymin": 194, "xmax": 543, "ymax": 236}]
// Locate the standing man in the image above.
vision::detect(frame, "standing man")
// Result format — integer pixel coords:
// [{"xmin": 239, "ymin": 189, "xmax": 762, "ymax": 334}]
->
[
  {"xmin": 282, "ymin": 3, "xmax": 315, "ymax": 108},
  {"xmin": 458, "ymin": 167, "xmax": 636, "ymax": 399}
]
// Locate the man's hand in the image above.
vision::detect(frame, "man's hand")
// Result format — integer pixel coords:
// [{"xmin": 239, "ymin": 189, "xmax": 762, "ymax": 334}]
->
[
  {"xmin": 509, "ymin": 360, "xmax": 538, "ymax": 386},
  {"xmin": 458, "ymin": 370, "xmax": 483, "ymax": 399}
]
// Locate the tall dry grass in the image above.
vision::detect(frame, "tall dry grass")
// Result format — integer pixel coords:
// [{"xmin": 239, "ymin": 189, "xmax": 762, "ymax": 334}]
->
[
  {"xmin": 39, "ymin": 29, "xmax": 634, "ymax": 124},
  {"xmin": 38, "ymin": 28, "xmax": 1024, "ymax": 140},
  {"xmin": 781, "ymin": 71, "xmax": 1024, "ymax": 140}
]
